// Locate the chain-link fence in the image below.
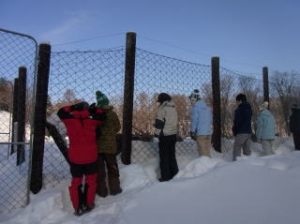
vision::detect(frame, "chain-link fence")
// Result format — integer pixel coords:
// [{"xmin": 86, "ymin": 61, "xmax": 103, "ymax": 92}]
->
[
  {"xmin": 219, "ymin": 68, "xmax": 263, "ymax": 138},
  {"xmin": 0, "ymin": 28, "xmax": 37, "ymax": 213},
  {"xmin": 44, "ymin": 48, "xmax": 125, "ymax": 187},
  {"xmin": 43, "ymin": 46, "xmax": 212, "ymax": 187},
  {"xmin": 131, "ymin": 48, "xmax": 211, "ymax": 163},
  {"xmin": 2, "ymin": 29, "xmax": 299, "ymax": 214},
  {"xmin": 219, "ymin": 67, "xmax": 300, "ymax": 140}
]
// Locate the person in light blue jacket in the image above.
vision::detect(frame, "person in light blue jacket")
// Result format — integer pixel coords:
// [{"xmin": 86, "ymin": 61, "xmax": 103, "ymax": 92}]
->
[
  {"xmin": 256, "ymin": 101, "xmax": 276, "ymax": 155},
  {"xmin": 189, "ymin": 89, "xmax": 212, "ymax": 157}
]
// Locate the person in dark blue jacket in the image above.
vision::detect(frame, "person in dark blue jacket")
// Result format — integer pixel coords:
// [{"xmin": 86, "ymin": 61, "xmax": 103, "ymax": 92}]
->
[
  {"xmin": 232, "ymin": 93, "xmax": 253, "ymax": 161},
  {"xmin": 289, "ymin": 104, "xmax": 300, "ymax": 150}
]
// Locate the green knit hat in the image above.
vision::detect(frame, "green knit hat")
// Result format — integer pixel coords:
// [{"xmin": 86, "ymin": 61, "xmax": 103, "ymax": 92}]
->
[{"xmin": 95, "ymin": 90, "xmax": 109, "ymax": 108}]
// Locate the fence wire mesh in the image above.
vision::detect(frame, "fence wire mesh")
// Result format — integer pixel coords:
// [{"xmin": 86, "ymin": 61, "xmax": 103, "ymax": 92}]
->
[
  {"xmin": 131, "ymin": 49, "xmax": 211, "ymax": 163},
  {"xmin": 219, "ymin": 67, "xmax": 300, "ymax": 141},
  {"xmin": 219, "ymin": 68, "xmax": 263, "ymax": 138},
  {"xmin": 2, "ymin": 28, "xmax": 300, "ymax": 215},
  {"xmin": 0, "ymin": 29, "xmax": 37, "ymax": 213},
  {"xmin": 45, "ymin": 48, "xmax": 125, "ymax": 187}
]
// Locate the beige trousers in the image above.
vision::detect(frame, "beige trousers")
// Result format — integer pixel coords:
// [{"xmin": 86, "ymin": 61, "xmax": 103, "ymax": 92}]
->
[{"xmin": 195, "ymin": 135, "xmax": 211, "ymax": 157}]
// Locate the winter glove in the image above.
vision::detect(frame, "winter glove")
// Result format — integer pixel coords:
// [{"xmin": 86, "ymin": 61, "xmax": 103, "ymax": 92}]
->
[
  {"xmin": 251, "ymin": 133, "xmax": 257, "ymax": 142},
  {"xmin": 71, "ymin": 102, "xmax": 89, "ymax": 111},
  {"xmin": 88, "ymin": 103, "xmax": 96, "ymax": 114},
  {"xmin": 190, "ymin": 131, "xmax": 196, "ymax": 140},
  {"xmin": 93, "ymin": 110, "xmax": 106, "ymax": 121}
]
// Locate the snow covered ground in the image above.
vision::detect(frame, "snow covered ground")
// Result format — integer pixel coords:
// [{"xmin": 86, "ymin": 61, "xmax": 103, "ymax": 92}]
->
[{"xmin": 0, "ymin": 133, "xmax": 299, "ymax": 224}]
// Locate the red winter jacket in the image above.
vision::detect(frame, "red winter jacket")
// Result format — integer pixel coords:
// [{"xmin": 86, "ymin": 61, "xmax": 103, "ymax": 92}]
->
[{"xmin": 57, "ymin": 105, "xmax": 105, "ymax": 164}]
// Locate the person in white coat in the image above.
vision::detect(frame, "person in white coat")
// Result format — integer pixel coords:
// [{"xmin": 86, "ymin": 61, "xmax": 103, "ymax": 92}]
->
[
  {"xmin": 154, "ymin": 93, "xmax": 179, "ymax": 182},
  {"xmin": 189, "ymin": 89, "xmax": 212, "ymax": 157}
]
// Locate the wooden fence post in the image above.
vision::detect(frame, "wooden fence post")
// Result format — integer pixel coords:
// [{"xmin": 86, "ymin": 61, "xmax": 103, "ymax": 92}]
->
[
  {"xmin": 121, "ymin": 32, "xmax": 136, "ymax": 165},
  {"xmin": 263, "ymin": 67, "xmax": 269, "ymax": 107},
  {"xmin": 211, "ymin": 57, "xmax": 221, "ymax": 153},
  {"xmin": 30, "ymin": 43, "xmax": 51, "ymax": 194}
]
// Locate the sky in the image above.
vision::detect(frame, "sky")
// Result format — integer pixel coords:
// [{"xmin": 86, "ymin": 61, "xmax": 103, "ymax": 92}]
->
[
  {"xmin": 0, "ymin": 109, "xmax": 300, "ymax": 223},
  {"xmin": 0, "ymin": 0, "xmax": 300, "ymax": 75}
]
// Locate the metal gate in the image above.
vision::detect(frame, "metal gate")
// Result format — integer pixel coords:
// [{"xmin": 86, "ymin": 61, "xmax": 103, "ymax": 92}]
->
[{"xmin": 0, "ymin": 28, "xmax": 38, "ymax": 213}]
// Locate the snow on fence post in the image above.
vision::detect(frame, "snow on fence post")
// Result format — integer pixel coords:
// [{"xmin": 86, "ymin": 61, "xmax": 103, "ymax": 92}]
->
[
  {"xmin": 11, "ymin": 77, "xmax": 19, "ymax": 154},
  {"xmin": 121, "ymin": 32, "xmax": 136, "ymax": 165},
  {"xmin": 16, "ymin": 66, "xmax": 27, "ymax": 165},
  {"xmin": 30, "ymin": 43, "xmax": 51, "ymax": 194},
  {"xmin": 211, "ymin": 57, "xmax": 222, "ymax": 153},
  {"xmin": 263, "ymin": 67, "xmax": 269, "ymax": 107}
]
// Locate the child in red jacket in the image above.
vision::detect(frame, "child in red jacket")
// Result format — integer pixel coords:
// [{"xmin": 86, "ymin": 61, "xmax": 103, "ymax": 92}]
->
[{"xmin": 57, "ymin": 102, "xmax": 105, "ymax": 216}]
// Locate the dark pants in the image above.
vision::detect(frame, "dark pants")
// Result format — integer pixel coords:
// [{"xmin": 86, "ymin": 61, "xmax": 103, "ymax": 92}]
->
[
  {"xmin": 292, "ymin": 133, "xmax": 300, "ymax": 150},
  {"xmin": 159, "ymin": 134, "xmax": 178, "ymax": 181},
  {"xmin": 96, "ymin": 153, "xmax": 121, "ymax": 196}
]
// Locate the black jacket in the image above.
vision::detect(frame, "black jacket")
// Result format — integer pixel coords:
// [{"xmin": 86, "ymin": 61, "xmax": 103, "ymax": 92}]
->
[
  {"xmin": 290, "ymin": 108, "xmax": 300, "ymax": 133},
  {"xmin": 232, "ymin": 102, "xmax": 252, "ymax": 136}
]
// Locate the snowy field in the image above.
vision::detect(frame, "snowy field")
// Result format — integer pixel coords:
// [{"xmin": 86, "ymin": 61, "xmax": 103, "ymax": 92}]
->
[{"xmin": 0, "ymin": 111, "xmax": 300, "ymax": 224}]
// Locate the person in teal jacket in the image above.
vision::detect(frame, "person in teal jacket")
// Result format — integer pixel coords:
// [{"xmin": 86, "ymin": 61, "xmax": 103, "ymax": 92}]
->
[{"xmin": 256, "ymin": 101, "xmax": 276, "ymax": 155}]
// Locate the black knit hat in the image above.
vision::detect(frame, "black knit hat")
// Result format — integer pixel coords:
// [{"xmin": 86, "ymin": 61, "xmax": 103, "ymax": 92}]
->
[
  {"xmin": 157, "ymin": 93, "xmax": 171, "ymax": 104},
  {"xmin": 189, "ymin": 89, "xmax": 200, "ymax": 101},
  {"xmin": 236, "ymin": 93, "xmax": 247, "ymax": 102}
]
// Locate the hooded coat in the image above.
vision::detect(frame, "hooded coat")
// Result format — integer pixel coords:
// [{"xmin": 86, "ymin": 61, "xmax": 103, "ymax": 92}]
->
[
  {"xmin": 154, "ymin": 100, "xmax": 178, "ymax": 136},
  {"xmin": 57, "ymin": 105, "xmax": 105, "ymax": 164},
  {"xmin": 232, "ymin": 102, "xmax": 252, "ymax": 136},
  {"xmin": 191, "ymin": 100, "xmax": 212, "ymax": 136},
  {"xmin": 290, "ymin": 108, "xmax": 300, "ymax": 133},
  {"xmin": 256, "ymin": 109, "xmax": 276, "ymax": 140},
  {"xmin": 96, "ymin": 105, "xmax": 121, "ymax": 154}
]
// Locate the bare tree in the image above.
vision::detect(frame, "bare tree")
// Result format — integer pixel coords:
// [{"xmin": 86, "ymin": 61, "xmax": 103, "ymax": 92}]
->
[
  {"xmin": 133, "ymin": 92, "xmax": 153, "ymax": 136},
  {"xmin": 220, "ymin": 75, "xmax": 235, "ymax": 137},
  {"xmin": 172, "ymin": 94, "xmax": 190, "ymax": 137},
  {"xmin": 0, "ymin": 77, "xmax": 13, "ymax": 112},
  {"xmin": 270, "ymin": 71, "xmax": 300, "ymax": 135},
  {"xmin": 238, "ymin": 76, "xmax": 261, "ymax": 114}
]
